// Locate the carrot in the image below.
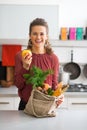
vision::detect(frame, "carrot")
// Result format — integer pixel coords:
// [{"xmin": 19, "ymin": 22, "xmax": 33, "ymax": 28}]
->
[
  {"xmin": 43, "ymin": 83, "xmax": 51, "ymax": 91},
  {"xmin": 52, "ymin": 82, "xmax": 69, "ymax": 96},
  {"xmin": 52, "ymin": 82, "xmax": 63, "ymax": 96}
]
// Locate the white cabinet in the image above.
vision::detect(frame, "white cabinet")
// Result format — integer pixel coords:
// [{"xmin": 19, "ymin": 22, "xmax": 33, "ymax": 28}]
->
[
  {"xmin": 68, "ymin": 97, "xmax": 87, "ymax": 110},
  {"xmin": 14, "ymin": 97, "xmax": 20, "ymax": 110},
  {"xmin": 0, "ymin": 96, "xmax": 20, "ymax": 110},
  {"xmin": 57, "ymin": 93, "xmax": 87, "ymax": 110},
  {"xmin": 0, "ymin": 97, "xmax": 14, "ymax": 110},
  {"xmin": 60, "ymin": 93, "xmax": 87, "ymax": 110}
]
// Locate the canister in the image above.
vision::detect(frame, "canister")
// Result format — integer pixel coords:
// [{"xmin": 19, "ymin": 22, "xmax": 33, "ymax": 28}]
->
[
  {"xmin": 69, "ymin": 27, "xmax": 76, "ymax": 40},
  {"xmin": 76, "ymin": 28, "xmax": 83, "ymax": 40},
  {"xmin": 60, "ymin": 27, "xmax": 67, "ymax": 40}
]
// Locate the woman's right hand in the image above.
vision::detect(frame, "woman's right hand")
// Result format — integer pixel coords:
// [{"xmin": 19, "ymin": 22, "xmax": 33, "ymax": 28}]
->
[{"xmin": 22, "ymin": 53, "xmax": 32, "ymax": 70}]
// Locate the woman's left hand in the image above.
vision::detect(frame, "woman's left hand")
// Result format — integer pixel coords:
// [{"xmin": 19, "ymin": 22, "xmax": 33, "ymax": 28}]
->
[{"xmin": 56, "ymin": 94, "xmax": 64, "ymax": 108}]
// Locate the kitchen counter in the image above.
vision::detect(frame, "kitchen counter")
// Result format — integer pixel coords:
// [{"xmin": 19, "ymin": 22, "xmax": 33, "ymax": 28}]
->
[
  {"xmin": 65, "ymin": 91, "xmax": 87, "ymax": 97},
  {"xmin": 0, "ymin": 86, "xmax": 18, "ymax": 97},
  {"xmin": 0, "ymin": 109, "xmax": 87, "ymax": 130},
  {"xmin": 0, "ymin": 85, "xmax": 87, "ymax": 97}
]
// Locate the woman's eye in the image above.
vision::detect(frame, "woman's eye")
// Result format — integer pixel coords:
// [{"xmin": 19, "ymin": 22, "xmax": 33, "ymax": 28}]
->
[
  {"xmin": 40, "ymin": 33, "xmax": 44, "ymax": 36},
  {"xmin": 32, "ymin": 32, "xmax": 45, "ymax": 36}
]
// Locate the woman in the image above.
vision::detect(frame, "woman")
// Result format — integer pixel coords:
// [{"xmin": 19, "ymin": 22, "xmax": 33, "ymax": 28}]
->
[{"xmin": 14, "ymin": 18, "xmax": 63, "ymax": 110}]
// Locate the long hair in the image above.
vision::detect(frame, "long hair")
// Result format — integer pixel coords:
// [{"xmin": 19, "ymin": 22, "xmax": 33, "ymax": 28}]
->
[{"xmin": 27, "ymin": 18, "xmax": 53, "ymax": 54}]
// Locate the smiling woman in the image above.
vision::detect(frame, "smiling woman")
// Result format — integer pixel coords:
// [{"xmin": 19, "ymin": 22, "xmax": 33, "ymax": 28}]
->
[
  {"xmin": 14, "ymin": 18, "xmax": 62, "ymax": 111},
  {"xmin": 0, "ymin": 4, "xmax": 59, "ymax": 39}
]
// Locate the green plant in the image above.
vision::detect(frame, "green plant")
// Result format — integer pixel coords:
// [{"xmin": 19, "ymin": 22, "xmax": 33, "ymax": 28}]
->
[{"xmin": 23, "ymin": 66, "xmax": 54, "ymax": 89}]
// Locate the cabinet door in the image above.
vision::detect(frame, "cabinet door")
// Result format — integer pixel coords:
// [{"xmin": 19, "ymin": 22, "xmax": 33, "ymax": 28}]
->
[
  {"xmin": 0, "ymin": 97, "xmax": 14, "ymax": 110},
  {"xmin": 68, "ymin": 97, "xmax": 87, "ymax": 109},
  {"xmin": 14, "ymin": 97, "xmax": 20, "ymax": 110}
]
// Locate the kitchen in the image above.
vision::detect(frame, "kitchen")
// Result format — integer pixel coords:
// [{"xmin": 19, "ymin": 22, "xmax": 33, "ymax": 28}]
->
[{"xmin": 0, "ymin": 0, "xmax": 87, "ymax": 130}]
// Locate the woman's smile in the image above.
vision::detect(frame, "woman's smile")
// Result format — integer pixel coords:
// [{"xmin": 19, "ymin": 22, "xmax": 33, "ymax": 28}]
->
[{"xmin": 35, "ymin": 40, "xmax": 42, "ymax": 44}]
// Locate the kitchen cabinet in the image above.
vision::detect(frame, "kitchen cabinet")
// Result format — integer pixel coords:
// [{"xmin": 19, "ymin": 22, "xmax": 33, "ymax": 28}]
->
[
  {"xmin": 61, "ymin": 92, "xmax": 87, "ymax": 110},
  {"xmin": 68, "ymin": 97, "xmax": 87, "ymax": 110},
  {"xmin": 14, "ymin": 97, "xmax": 20, "ymax": 110},
  {"xmin": 0, "ymin": 86, "xmax": 20, "ymax": 110},
  {"xmin": 0, "ymin": 96, "xmax": 20, "ymax": 110},
  {"xmin": 0, "ymin": 97, "xmax": 14, "ymax": 110}
]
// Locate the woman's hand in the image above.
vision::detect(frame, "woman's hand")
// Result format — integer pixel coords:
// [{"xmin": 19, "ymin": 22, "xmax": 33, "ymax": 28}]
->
[
  {"xmin": 56, "ymin": 94, "xmax": 64, "ymax": 108},
  {"xmin": 22, "ymin": 53, "xmax": 32, "ymax": 70}
]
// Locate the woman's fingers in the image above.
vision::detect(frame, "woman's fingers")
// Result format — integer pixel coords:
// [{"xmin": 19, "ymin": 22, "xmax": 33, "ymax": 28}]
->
[
  {"xmin": 56, "ymin": 94, "xmax": 64, "ymax": 107},
  {"xmin": 22, "ymin": 53, "xmax": 32, "ymax": 70}
]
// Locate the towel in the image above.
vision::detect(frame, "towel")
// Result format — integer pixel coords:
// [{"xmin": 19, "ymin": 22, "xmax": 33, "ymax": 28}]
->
[{"xmin": 2, "ymin": 44, "xmax": 21, "ymax": 66}]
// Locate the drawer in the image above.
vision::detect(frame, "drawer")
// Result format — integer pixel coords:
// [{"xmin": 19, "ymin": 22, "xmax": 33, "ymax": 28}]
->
[
  {"xmin": 68, "ymin": 98, "xmax": 87, "ymax": 109},
  {"xmin": 0, "ymin": 97, "xmax": 14, "ymax": 110}
]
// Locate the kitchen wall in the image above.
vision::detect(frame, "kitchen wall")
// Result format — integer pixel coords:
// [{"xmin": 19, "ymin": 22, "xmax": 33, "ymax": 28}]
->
[
  {"xmin": 0, "ymin": 0, "xmax": 87, "ymax": 28},
  {"xmin": 0, "ymin": 4, "xmax": 59, "ymax": 39},
  {"xmin": 0, "ymin": 0, "xmax": 87, "ymax": 84},
  {"xmin": 0, "ymin": 0, "xmax": 87, "ymax": 37}
]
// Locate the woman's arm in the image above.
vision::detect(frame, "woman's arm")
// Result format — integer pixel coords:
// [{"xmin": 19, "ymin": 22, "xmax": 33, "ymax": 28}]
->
[
  {"xmin": 52, "ymin": 54, "xmax": 59, "ymax": 90},
  {"xmin": 14, "ymin": 52, "xmax": 28, "ymax": 90}
]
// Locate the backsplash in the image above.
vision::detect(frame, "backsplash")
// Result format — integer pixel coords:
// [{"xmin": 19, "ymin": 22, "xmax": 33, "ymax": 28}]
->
[
  {"xmin": 59, "ymin": 64, "xmax": 87, "ymax": 85},
  {"xmin": 52, "ymin": 43, "xmax": 87, "ymax": 85}
]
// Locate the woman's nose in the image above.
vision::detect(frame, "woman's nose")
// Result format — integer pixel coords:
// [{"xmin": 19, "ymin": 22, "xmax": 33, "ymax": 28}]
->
[{"xmin": 36, "ymin": 34, "xmax": 41, "ymax": 38}]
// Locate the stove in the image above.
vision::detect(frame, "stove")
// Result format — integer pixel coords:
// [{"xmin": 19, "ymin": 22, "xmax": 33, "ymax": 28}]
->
[{"xmin": 67, "ymin": 83, "xmax": 87, "ymax": 92}]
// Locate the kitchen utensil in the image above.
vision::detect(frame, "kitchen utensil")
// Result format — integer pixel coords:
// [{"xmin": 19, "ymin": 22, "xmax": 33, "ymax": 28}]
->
[
  {"xmin": 63, "ymin": 50, "xmax": 81, "ymax": 80},
  {"xmin": 58, "ymin": 66, "xmax": 70, "ymax": 85},
  {"xmin": 83, "ymin": 64, "xmax": 87, "ymax": 78},
  {"xmin": 61, "ymin": 71, "xmax": 70, "ymax": 85}
]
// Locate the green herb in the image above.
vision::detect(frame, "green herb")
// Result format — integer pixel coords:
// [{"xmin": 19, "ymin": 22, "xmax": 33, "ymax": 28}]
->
[
  {"xmin": 23, "ymin": 66, "xmax": 54, "ymax": 89},
  {"xmin": 47, "ymin": 88, "xmax": 54, "ymax": 95}
]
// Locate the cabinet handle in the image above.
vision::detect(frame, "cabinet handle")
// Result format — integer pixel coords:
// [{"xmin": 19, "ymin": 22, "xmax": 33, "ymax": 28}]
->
[
  {"xmin": 72, "ymin": 103, "xmax": 87, "ymax": 105},
  {"xmin": 0, "ymin": 102, "xmax": 10, "ymax": 104}
]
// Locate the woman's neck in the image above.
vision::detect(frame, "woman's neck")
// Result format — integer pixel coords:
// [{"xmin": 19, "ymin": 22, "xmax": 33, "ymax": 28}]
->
[{"xmin": 32, "ymin": 46, "xmax": 46, "ymax": 54}]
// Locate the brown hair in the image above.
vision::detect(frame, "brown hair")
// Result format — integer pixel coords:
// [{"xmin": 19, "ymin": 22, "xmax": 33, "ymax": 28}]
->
[{"xmin": 27, "ymin": 18, "xmax": 53, "ymax": 54}]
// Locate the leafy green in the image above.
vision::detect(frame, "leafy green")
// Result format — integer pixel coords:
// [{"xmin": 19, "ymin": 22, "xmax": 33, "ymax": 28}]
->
[
  {"xmin": 23, "ymin": 66, "xmax": 54, "ymax": 89},
  {"xmin": 47, "ymin": 88, "xmax": 54, "ymax": 95}
]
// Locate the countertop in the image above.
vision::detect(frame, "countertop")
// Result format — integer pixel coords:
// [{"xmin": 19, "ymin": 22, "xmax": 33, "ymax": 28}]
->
[
  {"xmin": 0, "ymin": 86, "xmax": 18, "ymax": 97},
  {"xmin": 0, "ymin": 85, "xmax": 87, "ymax": 97},
  {"xmin": 0, "ymin": 109, "xmax": 87, "ymax": 130}
]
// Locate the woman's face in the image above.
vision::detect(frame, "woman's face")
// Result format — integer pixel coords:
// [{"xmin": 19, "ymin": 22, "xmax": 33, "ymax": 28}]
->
[{"xmin": 29, "ymin": 25, "xmax": 48, "ymax": 48}]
